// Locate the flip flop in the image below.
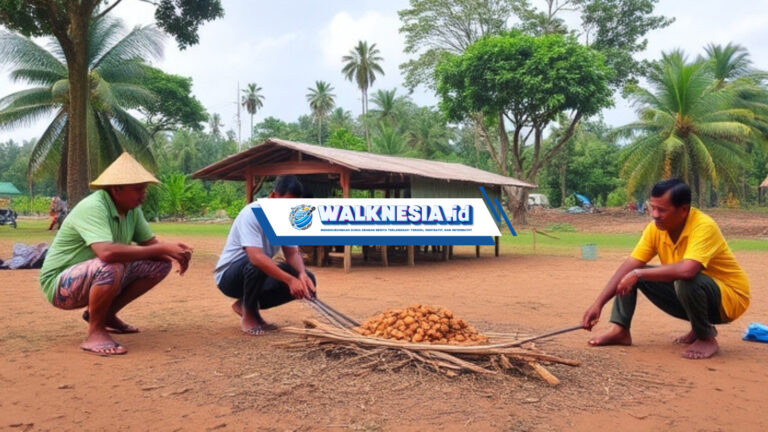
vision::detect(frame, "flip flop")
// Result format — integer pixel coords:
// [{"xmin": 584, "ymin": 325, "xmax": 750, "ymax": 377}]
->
[
  {"xmin": 80, "ymin": 342, "xmax": 127, "ymax": 356},
  {"xmin": 244, "ymin": 326, "xmax": 267, "ymax": 336},
  {"xmin": 82, "ymin": 310, "xmax": 139, "ymax": 334}
]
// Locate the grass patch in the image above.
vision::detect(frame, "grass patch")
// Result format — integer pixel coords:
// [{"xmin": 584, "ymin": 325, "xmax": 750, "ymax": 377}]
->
[
  {"xmin": 499, "ymin": 230, "xmax": 768, "ymax": 253},
  {"xmin": 3, "ymin": 219, "xmax": 766, "ymax": 254}
]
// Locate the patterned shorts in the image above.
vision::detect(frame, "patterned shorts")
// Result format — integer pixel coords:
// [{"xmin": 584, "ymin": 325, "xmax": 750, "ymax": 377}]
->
[{"xmin": 53, "ymin": 258, "xmax": 171, "ymax": 309}]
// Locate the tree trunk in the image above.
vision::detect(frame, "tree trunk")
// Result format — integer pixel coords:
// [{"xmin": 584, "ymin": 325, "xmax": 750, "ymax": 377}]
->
[
  {"xmin": 504, "ymin": 186, "xmax": 530, "ymax": 225},
  {"xmin": 64, "ymin": 14, "xmax": 92, "ymax": 206},
  {"xmin": 362, "ymin": 89, "xmax": 371, "ymax": 151},
  {"xmin": 560, "ymin": 163, "xmax": 566, "ymax": 207}
]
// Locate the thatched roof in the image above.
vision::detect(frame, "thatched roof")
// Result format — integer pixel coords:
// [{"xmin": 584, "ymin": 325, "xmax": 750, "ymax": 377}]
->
[
  {"xmin": 192, "ymin": 138, "xmax": 536, "ymax": 189},
  {"xmin": 761, "ymin": 174, "xmax": 768, "ymax": 188}
]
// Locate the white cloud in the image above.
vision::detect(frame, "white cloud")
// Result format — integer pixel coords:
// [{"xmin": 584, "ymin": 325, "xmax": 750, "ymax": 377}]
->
[{"xmin": 319, "ymin": 11, "xmax": 406, "ymax": 77}]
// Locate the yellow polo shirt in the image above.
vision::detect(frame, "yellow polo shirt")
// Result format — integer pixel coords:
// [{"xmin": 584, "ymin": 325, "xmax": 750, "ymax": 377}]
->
[{"xmin": 631, "ymin": 208, "xmax": 750, "ymax": 320}]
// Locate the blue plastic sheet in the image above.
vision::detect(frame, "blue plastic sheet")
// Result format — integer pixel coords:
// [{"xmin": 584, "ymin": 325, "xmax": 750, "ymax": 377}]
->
[{"xmin": 743, "ymin": 322, "xmax": 768, "ymax": 343}]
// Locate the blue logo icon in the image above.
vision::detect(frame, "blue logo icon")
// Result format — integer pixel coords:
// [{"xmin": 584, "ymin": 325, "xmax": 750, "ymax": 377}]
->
[{"xmin": 290, "ymin": 205, "xmax": 316, "ymax": 230}]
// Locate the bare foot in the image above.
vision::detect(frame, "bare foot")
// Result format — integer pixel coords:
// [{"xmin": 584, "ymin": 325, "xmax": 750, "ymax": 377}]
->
[
  {"xmin": 674, "ymin": 330, "xmax": 697, "ymax": 345},
  {"xmin": 682, "ymin": 337, "xmax": 719, "ymax": 359},
  {"xmin": 82, "ymin": 310, "xmax": 139, "ymax": 334},
  {"xmin": 588, "ymin": 324, "xmax": 632, "ymax": 346},
  {"xmin": 80, "ymin": 330, "xmax": 127, "ymax": 355},
  {"xmin": 231, "ymin": 300, "xmax": 243, "ymax": 317}
]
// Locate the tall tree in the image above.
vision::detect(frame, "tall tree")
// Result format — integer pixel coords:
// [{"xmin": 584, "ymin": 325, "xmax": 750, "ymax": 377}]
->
[
  {"xmin": 138, "ymin": 65, "xmax": 207, "ymax": 141},
  {"xmin": 398, "ymin": 0, "xmax": 514, "ymax": 91},
  {"xmin": 0, "ymin": 0, "xmax": 223, "ymax": 204},
  {"xmin": 369, "ymin": 89, "xmax": 409, "ymax": 127},
  {"xmin": 436, "ymin": 31, "xmax": 613, "ymax": 222},
  {"xmin": 341, "ymin": 40, "xmax": 384, "ymax": 151},
  {"xmin": 241, "ymin": 83, "xmax": 264, "ymax": 143},
  {"xmin": 617, "ymin": 51, "xmax": 753, "ymax": 206},
  {"xmin": 208, "ymin": 113, "xmax": 223, "ymax": 138},
  {"xmin": 0, "ymin": 17, "xmax": 164, "ymax": 193},
  {"xmin": 306, "ymin": 80, "xmax": 336, "ymax": 145}
]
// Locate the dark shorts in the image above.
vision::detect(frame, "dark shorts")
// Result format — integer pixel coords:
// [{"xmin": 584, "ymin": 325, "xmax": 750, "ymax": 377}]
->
[
  {"xmin": 217, "ymin": 256, "xmax": 316, "ymax": 311},
  {"xmin": 53, "ymin": 258, "xmax": 171, "ymax": 309}
]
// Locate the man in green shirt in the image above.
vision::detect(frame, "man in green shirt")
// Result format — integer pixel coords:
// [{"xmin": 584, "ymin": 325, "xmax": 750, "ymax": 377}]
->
[{"xmin": 41, "ymin": 153, "xmax": 193, "ymax": 355}]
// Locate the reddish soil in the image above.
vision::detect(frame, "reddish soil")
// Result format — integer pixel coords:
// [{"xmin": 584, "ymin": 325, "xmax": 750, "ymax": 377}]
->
[{"xmin": 1, "ymin": 211, "xmax": 767, "ymax": 431}]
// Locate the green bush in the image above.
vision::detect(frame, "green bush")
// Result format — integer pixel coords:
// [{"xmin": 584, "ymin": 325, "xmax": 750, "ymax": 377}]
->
[
  {"xmin": 10, "ymin": 195, "xmax": 51, "ymax": 215},
  {"xmin": 606, "ymin": 187, "xmax": 628, "ymax": 207}
]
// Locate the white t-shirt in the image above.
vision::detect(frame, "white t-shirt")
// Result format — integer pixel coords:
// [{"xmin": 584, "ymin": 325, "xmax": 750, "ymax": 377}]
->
[{"xmin": 214, "ymin": 202, "xmax": 289, "ymax": 285}]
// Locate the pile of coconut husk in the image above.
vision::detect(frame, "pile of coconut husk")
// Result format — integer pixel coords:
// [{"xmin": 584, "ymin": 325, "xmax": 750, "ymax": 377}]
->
[{"xmin": 281, "ymin": 298, "xmax": 580, "ymax": 385}]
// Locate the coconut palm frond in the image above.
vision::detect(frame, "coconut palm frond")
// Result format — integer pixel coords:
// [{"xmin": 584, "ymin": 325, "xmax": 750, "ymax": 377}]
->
[
  {"xmin": 0, "ymin": 103, "xmax": 57, "ymax": 129},
  {"xmin": 88, "ymin": 17, "xmax": 126, "ymax": 65},
  {"xmin": 27, "ymin": 109, "xmax": 68, "ymax": 180},
  {"xmin": 9, "ymin": 68, "xmax": 66, "ymax": 86},
  {"xmin": 109, "ymin": 83, "xmax": 157, "ymax": 109},
  {"xmin": 0, "ymin": 31, "xmax": 66, "ymax": 76},
  {"xmin": 93, "ymin": 24, "xmax": 165, "ymax": 71},
  {"xmin": 111, "ymin": 106, "xmax": 151, "ymax": 150},
  {"xmin": 696, "ymin": 121, "xmax": 751, "ymax": 142},
  {"xmin": 0, "ymin": 87, "xmax": 55, "ymax": 110}
]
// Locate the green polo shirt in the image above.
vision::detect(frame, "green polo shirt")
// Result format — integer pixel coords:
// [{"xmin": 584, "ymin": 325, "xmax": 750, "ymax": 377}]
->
[{"xmin": 40, "ymin": 189, "xmax": 155, "ymax": 302}]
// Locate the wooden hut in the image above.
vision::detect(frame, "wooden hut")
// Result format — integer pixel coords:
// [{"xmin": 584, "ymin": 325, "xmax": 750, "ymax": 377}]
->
[{"xmin": 192, "ymin": 138, "xmax": 535, "ymax": 271}]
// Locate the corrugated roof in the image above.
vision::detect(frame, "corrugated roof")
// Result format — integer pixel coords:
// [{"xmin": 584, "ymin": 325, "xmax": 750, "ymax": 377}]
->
[
  {"xmin": 193, "ymin": 138, "xmax": 536, "ymax": 188},
  {"xmin": 0, "ymin": 182, "xmax": 21, "ymax": 195}
]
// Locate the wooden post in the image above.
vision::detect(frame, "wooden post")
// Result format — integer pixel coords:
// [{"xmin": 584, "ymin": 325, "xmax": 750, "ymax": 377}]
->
[
  {"xmin": 381, "ymin": 245, "xmax": 389, "ymax": 267},
  {"xmin": 407, "ymin": 245, "xmax": 415, "ymax": 267},
  {"xmin": 340, "ymin": 169, "xmax": 352, "ymax": 273},
  {"xmin": 532, "ymin": 228, "xmax": 537, "ymax": 253},
  {"xmin": 495, "ymin": 236, "xmax": 500, "ymax": 257},
  {"xmin": 449, "ymin": 245, "xmax": 454, "ymax": 259},
  {"xmin": 442, "ymin": 245, "xmax": 449, "ymax": 261},
  {"xmin": 245, "ymin": 170, "xmax": 254, "ymax": 202},
  {"xmin": 475, "ymin": 245, "xmax": 480, "ymax": 258}
]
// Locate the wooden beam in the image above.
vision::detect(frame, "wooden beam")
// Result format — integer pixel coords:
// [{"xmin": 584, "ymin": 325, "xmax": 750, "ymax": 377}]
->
[
  {"xmin": 251, "ymin": 161, "xmax": 346, "ymax": 177},
  {"xmin": 495, "ymin": 236, "xmax": 500, "ymax": 257},
  {"xmin": 442, "ymin": 245, "xmax": 449, "ymax": 261},
  {"xmin": 381, "ymin": 245, "xmax": 388, "ymax": 267},
  {"xmin": 475, "ymin": 245, "xmax": 481, "ymax": 258},
  {"xmin": 407, "ymin": 245, "xmax": 415, "ymax": 267}
]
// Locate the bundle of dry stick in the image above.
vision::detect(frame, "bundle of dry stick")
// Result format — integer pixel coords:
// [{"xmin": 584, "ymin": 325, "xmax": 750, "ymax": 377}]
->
[{"xmin": 281, "ymin": 298, "xmax": 580, "ymax": 385}]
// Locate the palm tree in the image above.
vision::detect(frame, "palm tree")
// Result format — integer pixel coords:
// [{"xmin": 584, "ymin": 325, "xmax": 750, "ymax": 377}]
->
[
  {"xmin": 341, "ymin": 40, "xmax": 385, "ymax": 151},
  {"xmin": 241, "ymin": 83, "xmax": 264, "ymax": 142},
  {"xmin": 328, "ymin": 107, "xmax": 355, "ymax": 131},
  {"xmin": 618, "ymin": 50, "xmax": 753, "ymax": 206},
  {"xmin": 369, "ymin": 89, "xmax": 408, "ymax": 126},
  {"xmin": 208, "ymin": 113, "xmax": 224, "ymax": 138},
  {"xmin": 306, "ymin": 81, "xmax": 336, "ymax": 145},
  {"xmin": 704, "ymin": 43, "xmax": 768, "ymax": 200},
  {"xmin": 407, "ymin": 107, "xmax": 453, "ymax": 159},
  {"xmin": 0, "ymin": 17, "xmax": 164, "ymax": 193},
  {"xmin": 372, "ymin": 123, "xmax": 414, "ymax": 156}
]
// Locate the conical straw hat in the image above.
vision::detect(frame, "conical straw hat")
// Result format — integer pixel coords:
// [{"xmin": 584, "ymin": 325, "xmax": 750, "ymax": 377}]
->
[{"xmin": 89, "ymin": 152, "xmax": 160, "ymax": 188}]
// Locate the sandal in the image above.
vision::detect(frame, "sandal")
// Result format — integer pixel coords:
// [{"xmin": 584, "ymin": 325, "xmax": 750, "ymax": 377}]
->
[{"xmin": 80, "ymin": 342, "xmax": 127, "ymax": 356}]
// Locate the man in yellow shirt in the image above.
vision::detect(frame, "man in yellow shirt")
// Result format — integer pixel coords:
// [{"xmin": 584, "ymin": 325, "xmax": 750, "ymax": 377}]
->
[{"xmin": 582, "ymin": 179, "xmax": 749, "ymax": 359}]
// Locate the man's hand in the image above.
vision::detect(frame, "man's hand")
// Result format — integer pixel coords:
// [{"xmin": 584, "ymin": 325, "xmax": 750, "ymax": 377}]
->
[
  {"xmin": 298, "ymin": 272, "xmax": 316, "ymax": 296},
  {"xmin": 162, "ymin": 242, "xmax": 193, "ymax": 275},
  {"xmin": 288, "ymin": 277, "xmax": 311, "ymax": 299},
  {"xmin": 582, "ymin": 303, "xmax": 602, "ymax": 330},
  {"xmin": 616, "ymin": 270, "xmax": 640, "ymax": 296}
]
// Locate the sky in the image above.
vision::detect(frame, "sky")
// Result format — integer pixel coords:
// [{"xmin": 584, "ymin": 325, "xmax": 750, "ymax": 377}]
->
[{"xmin": 2, "ymin": 0, "xmax": 768, "ymax": 144}]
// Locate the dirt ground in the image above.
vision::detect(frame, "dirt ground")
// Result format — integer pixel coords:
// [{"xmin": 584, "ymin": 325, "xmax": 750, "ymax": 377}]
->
[{"xmin": 1, "ymin": 211, "xmax": 767, "ymax": 431}]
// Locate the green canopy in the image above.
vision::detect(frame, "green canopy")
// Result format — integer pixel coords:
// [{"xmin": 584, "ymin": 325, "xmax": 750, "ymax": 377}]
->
[{"xmin": 0, "ymin": 182, "xmax": 22, "ymax": 195}]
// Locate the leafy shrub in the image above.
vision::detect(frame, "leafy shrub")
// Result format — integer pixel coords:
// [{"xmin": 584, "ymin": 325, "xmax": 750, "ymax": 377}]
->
[{"xmin": 606, "ymin": 187, "xmax": 628, "ymax": 207}]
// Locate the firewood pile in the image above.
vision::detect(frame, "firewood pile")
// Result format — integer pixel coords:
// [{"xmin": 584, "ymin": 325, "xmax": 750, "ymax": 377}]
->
[{"xmin": 281, "ymin": 298, "xmax": 580, "ymax": 385}]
